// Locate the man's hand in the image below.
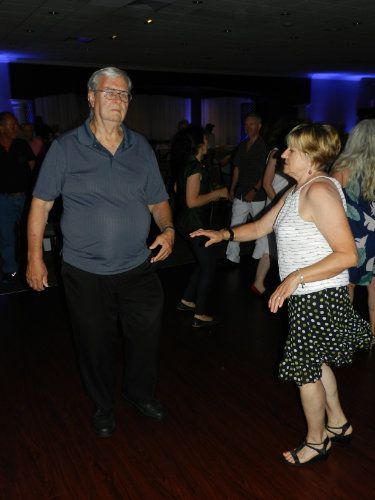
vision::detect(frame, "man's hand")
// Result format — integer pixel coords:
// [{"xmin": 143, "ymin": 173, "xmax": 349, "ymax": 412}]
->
[
  {"xmin": 149, "ymin": 228, "xmax": 175, "ymax": 263},
  {"xmin": 26, "ymin": 258, "xmax": 49, "ymax": 291}
]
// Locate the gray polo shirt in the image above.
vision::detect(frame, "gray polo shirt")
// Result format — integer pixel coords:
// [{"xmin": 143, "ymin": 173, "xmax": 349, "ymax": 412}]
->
[{"xmin": 33, "ymin": 119, "xmax": 168, "ymax": 274}]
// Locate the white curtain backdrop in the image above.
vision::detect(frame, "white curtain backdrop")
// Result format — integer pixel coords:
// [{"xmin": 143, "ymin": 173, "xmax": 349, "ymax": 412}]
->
[
  {"xmin": 34, "ymin": 93, "xmax": 87, "ymax": 133},
  {"xmin": 201, "ymin": 97, "xmax": 254, "ymax": 146},
  {"xmin": 34, "ymin": 93, "xmax": 191, "ymax": 141},
  {"xmin": 126, "ymin": 95, "xmax": 191, "ymax": 141},
  {"xmin": 33, "ymin": 94, "xmax": 252, "ymax": 145}
]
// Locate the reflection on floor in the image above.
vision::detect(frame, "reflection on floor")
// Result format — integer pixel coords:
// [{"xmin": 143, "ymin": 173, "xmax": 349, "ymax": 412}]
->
[{"xmin": 0, "ymin": 255, "xmax": 373, "ymax": 499}]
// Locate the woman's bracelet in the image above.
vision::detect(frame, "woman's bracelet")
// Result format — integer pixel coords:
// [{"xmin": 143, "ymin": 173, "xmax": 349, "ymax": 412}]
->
[{"xmin": 297, "ymin": 268, "xmax": 306, "ymax": 288}]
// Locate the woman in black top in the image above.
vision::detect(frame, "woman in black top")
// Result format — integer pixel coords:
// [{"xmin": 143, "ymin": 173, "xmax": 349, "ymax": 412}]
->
[{"xmin": 172, "ymin": 125, "xmax": 228, "ymax": 327}]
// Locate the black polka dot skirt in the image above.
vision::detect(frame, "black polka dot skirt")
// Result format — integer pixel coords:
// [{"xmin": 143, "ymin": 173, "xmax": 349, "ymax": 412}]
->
[{"xmin": 279, "ymin": 286, "xmax": 372, "ymax": 386}]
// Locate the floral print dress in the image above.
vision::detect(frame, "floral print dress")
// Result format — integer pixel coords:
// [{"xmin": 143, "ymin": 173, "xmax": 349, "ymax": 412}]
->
[{"xmin": 344, "ymin": 179, "xmax": 375, "ymax": 285}]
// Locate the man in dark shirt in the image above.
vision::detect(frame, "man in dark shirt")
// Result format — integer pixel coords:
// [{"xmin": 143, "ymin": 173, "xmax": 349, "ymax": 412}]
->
[
  {"xmin": 0, "ymin": 112, "xmax": 35, "ymax": 283},
  {"xmin": 27, "ymin": 67, "xmax": 174, "ymax": 438},
  {"xmin": 226, "ymin": 113, "xmax": 268, "ymax": 264}
]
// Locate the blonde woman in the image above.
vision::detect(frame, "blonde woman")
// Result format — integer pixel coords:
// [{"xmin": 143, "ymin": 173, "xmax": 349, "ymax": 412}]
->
[
  {"xmin": 332, "ymin": 119, "xmax": 375, "ymax": 343},
  {"xmin": 191, "ymin": 123, "xmax": 371, "ymax": 465}
]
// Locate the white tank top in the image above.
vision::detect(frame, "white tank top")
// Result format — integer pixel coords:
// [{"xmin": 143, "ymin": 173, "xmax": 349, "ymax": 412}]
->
[{"xmin": 274, "ymin": 175, "xmax": 349, "ymax": 295}]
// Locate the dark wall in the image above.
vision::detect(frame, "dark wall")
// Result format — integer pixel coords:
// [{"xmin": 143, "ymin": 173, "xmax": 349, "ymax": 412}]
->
[{"xmin": 10, "ymin": 63, "xmax": 310, "ymax": 103}]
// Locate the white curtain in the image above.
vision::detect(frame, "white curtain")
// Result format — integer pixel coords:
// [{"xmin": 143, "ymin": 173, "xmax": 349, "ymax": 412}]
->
[
  {"xmin": 34, "ymin": 94, "xmax": 88, "ymax": 133},
  {"xmin": 126, "ymin": 95, "xmax": 191, "ymax": 141},
  {"xmin": 33, "ymin": 93, "xmax": 191, "ymax": 141},
  {"xmin": 33, "ymin": 93, "xmax": 253, "ymax": 145},
  {"xmin": 201, "ymin": 97, "xmax": 254, "ymax": 146}
]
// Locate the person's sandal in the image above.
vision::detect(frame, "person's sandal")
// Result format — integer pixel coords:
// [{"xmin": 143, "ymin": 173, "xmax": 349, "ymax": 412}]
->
[
  {"xmin": 283, "ymin": 436, "xmax": 331, "ymax": 466},
  {"xmin": 326, "ymin": 422, "xmax": 352, "ymax": 443}
]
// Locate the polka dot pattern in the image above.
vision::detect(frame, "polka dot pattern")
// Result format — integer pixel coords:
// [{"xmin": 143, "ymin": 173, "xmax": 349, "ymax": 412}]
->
[{"xmin": 279, "ymin": 286, "xmax": 372, "ymax": 386}]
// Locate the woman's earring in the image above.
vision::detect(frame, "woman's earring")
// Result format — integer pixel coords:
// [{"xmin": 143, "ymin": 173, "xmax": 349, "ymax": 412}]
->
[{"xmin": 308, "ymin": 168, "xmax": 312, "ymax": 175}]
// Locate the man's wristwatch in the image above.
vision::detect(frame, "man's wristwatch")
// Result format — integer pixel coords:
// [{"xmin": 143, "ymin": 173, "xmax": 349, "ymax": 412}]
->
[{"xmin": 162, "ymin": 225, "xmax": 175, "ymax": 233}]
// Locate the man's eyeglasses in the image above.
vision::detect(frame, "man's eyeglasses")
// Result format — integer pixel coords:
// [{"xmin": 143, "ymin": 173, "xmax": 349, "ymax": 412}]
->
[{"xmin": 94, "ymin": 88, "xmax": 132, "ymax": 103}]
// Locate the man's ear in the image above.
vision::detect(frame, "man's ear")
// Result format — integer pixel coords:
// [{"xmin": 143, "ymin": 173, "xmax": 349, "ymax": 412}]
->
[{"xmin": 88, "ymin": 90, "xmax": 95, "ymax": 108}]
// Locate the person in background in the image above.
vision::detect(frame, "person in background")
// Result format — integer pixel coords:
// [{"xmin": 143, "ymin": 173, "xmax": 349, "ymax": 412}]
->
[
  {"xmin": 20, "ymin": 122, "xmax": 45, "ymax": 160},
  {"xmin": 27, "ymin": 67, "xmax": 174, "ymax": 438},
  {"xmin": 191, "ymin": 123, "xmax": 371, "ymax": 465},
  {"xmin": 226, "ymin": 113, "xmax": 268, "ymax": 266},
  {"xmin": 204, "ymin": 123, "xmax": 216, "ymax": 150},
  {"xmin": 173, "ymin": 125, "xmax": 228, "ymax": 327},
  {"xmin": 177, "ymin": 118, "xmax": 189, "ymax": 131},
  {"xmin": 0, "ymin": 112, "xmax": 35, "ymax": 284},
  {"xmin": 332, "ymin": 119, "xmax": 375, "ymax": 344},
  {"xmin": 250, "ymin": 128, "xmax": 293, "ymax": 295}
]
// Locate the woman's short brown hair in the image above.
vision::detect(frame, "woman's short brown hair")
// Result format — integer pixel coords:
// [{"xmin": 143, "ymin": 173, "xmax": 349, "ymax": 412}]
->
[{"xmin": 287, "ymin": 123, "xmax": 341, "ymax": 171}]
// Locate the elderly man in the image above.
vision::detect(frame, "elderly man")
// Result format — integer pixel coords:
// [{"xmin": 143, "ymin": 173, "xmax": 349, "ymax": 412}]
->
[
  {"xmin": 0, "ymin": 112, "xmax": 35, "ymax": 284},
  {"xmin": 226, "ymin": 113, "xmax": 268, "ymax": 265},
  {"xmin": 27, "ymin": 67, "xmax": 174, "ymax": 438}
]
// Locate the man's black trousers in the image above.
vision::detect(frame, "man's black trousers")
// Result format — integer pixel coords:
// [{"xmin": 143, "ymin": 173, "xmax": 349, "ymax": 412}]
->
[{"xmin": 61, "ymin": 259, "xmax": 163, "ymax": 412}]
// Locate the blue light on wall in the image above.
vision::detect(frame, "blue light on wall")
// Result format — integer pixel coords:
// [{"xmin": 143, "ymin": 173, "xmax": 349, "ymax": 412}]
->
[
  {"xmin": 308, "ymin": 73, "xmax": 375, "ymax": 132},
  {"xmin": 309, "ymin": 72, "xmax": 375, "ymax": 81},
  {"xmin": 0, "ymin": 51, "xmax": 29, "ymax": 63}
]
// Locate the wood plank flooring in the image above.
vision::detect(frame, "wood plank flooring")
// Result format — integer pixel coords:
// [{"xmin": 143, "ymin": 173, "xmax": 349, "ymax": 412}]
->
[{"xmin": 0, "ymin": 262, "xmax": 374, "ymax": 499}]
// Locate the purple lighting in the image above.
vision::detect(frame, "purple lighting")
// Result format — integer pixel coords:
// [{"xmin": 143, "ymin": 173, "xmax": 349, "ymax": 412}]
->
[
  {"xmin": 310, "ymin": 72, "xmax": 375, "ymax": 82},
  {"xmin": 308, "ymin": 73, "xmax": 375, "ymax": 132},
  {"xmin": 0, "ymin": 51, "xmax": 30, "ymax": 63}
]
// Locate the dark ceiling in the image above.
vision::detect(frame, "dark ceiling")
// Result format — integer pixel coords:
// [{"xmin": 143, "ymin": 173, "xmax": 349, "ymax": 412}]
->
[{"xmin": 1, "ymin": 0, "xmax": 374, "ymax": 77}]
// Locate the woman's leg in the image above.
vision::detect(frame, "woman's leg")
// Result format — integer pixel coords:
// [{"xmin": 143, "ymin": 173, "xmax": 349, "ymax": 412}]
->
[
  {"xmin": 321, "ymin": 363, "xmax": 352, "ymax": 436},
  {"xmin": 367, "ymin": 277, "xmax": 375, "ymax": 337},
  {"xmin": 283, "ymin": 380, "xmax": 330, "ymax": 464},
  {"xmin": 253, "ymin": 253, "xmax": 270, "ymax": 293},
  {"xmin": 348, "ymin": 283, "xmax": 355, "ymax": 303},
  {"xmin": 190, "ymin": 237, "xmax": 216, "ymax": 317}
]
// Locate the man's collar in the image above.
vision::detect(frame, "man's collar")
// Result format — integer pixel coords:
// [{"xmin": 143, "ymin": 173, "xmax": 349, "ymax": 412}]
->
[{"xmin": 78, "ymin": 118, "xmax": 133, "ymax": 150}]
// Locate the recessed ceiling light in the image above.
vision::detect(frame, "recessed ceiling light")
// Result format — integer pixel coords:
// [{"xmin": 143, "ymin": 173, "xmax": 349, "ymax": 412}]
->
[
  {"xmin": 145, "ymin": 18, "xmax": 154, "ymax": 24},
  {"xmin": 192, "ymin": 1, "xmax": 203, "ymax": 4},
  {"xmin": 280, "ymin": 11, "xmax": 291, "ymax": 16},
  {"xmin": 25, "ymin": 29, "xmax": 34, "ymax": 33},
  {"xmin": 223, "ymin": 28, "xmax": 232, "ymax": 33},
  {"xmin": 352, "ymin": 20, "xmax": 363, "ymax": 26},
  {"xmin": 111, "ymin": 34, "xmax": 118, "ymax": 39},
  {"xmin": 48, "ymin": 10, "xmax": 59, "ymax": 15}
]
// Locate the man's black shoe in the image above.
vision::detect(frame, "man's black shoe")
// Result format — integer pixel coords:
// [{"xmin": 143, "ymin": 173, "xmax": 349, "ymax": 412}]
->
[
  {"xmin": 124, "ymin": 397, "xmax": 166, "ymax": 421},
  {"xmin": 92, "ymin": 409, "xmax": 115, "ymax": 438},
  {"xmin": 192, "ymin": 316, "xmax": 219, "ymax": 328}
]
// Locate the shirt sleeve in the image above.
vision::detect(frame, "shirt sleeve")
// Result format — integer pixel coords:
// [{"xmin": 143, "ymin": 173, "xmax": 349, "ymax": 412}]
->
[
  {"xmin": 144, "ymin": 146, "xmax": 169, "ymax": 204},
  {"xmin": 33, "ymin": 139, "xmax": 67, "ymax": 201}
]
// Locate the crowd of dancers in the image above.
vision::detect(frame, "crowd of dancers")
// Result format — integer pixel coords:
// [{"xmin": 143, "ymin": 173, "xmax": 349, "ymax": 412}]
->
[{"xmin": 0, "ymin": 66, "xmax": 374, "ymax": 465}]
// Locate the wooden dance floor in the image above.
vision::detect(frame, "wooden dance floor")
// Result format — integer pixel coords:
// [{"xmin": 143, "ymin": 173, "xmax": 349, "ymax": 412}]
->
[{"xmin": 0, "ymin": 259, "xmax": 374, "ymax": 499}]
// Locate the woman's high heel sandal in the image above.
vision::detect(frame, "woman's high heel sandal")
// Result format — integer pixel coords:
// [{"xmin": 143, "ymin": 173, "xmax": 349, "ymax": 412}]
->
[
  {"xmin": 326, "ymin": 422, "xmax": 352, "ymax": 443},
  {"xmin": 283, "ymin": 436, "xmax": 331, "ymax": 466}
]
